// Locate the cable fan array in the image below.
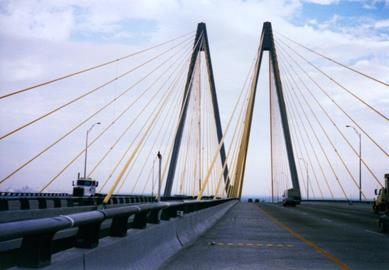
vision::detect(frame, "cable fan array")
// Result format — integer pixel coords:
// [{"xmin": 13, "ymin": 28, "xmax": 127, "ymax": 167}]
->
[
  {"xmin": 0, "ymin": 23, "xmax": 387, "ymax": 202},
  {"xmin": 268, "ymin": 31, "xmax": 388, "ymax": 201}
]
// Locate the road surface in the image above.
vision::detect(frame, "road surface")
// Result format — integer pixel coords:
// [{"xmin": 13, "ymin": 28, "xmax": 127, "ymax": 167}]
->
[{"xmin": 162, "ymin": 202, "xmax": 388, "ymax": 270}]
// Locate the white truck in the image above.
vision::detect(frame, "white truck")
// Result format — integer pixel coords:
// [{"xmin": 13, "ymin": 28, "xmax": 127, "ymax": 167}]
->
[{"xmin": 72, "ymin": 177, "xmax": 98, "ymax": 197}]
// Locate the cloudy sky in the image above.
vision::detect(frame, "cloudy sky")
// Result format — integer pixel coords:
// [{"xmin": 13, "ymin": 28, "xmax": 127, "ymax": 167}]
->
[{"xmin": 0, "ymin": 0, "xmax": 388, "ymax": 199}]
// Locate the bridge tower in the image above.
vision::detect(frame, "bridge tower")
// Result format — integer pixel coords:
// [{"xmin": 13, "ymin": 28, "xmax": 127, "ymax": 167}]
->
[
  {"xmin": 231, "ymin": 22, "xmax": 301, "ymax": 199},
  {"xmin": 163, "ymin": 23, "xmax": 230, "ymax": 197}
]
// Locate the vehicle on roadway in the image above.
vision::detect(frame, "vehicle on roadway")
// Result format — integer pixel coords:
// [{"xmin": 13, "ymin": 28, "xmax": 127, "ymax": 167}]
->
[
  {"xmin": 282, "ymin": 188, "xmax": 300, "ymax": 207},
  {"xmin": 373, "ymin": 173, "xmax": 389, "ymax": 214},
  {"xmin": 72, "ymin": 177, "xmax": 99, "ymax": 197}
]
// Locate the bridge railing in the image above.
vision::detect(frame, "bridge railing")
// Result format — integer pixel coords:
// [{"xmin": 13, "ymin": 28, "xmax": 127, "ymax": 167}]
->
[
  {"xmin": 0, "ymin": 193, "xmax": 216, "ymax": 211},
  {"xmin": 0, "ymin": 198, "xmax": 235, "ymax": 268}
]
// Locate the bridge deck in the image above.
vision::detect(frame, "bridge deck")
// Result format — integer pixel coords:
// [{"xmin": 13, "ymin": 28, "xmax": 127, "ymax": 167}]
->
[{"xmin": 162, "ymin": 202, "xmax": 388, "ymax": 270}]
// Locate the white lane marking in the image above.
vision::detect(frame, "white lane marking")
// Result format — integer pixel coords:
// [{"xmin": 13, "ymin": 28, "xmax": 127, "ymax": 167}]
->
[{"xmin": 364, "ymin": 229, "xmax": 382, "ymax": 236}]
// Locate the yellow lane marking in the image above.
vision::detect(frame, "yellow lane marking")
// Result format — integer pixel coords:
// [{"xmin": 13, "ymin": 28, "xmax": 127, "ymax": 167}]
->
[
  {"xmin": 209, "ymin": 242, "xmax": 293, "ymax": 248},
  {"xmin": 257, "ymin": 206, "xmax": 351, "ymax": 270}
]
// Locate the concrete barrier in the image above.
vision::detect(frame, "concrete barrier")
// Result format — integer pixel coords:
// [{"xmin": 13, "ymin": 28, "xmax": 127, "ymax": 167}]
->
[{"xmin": 44, "ymin": 200, "xmax": 237, "ymax": 270}]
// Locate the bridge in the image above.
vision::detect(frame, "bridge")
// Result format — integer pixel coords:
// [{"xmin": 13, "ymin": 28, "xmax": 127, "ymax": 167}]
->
[{"xmin": 0, "ymin": 21, "xmax": 388, "ymax": 269}]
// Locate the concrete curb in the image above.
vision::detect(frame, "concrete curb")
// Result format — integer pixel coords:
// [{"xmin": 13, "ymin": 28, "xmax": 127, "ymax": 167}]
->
[{"xmin": 42, "ymin": 200, "xmax": 237, "ymax": 270}]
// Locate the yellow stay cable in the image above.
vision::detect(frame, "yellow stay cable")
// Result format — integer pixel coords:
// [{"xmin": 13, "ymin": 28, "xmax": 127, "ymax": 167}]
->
[
  {"xmin": 279, "ymin": 66, "xmax": 347, "ymax": 200},
  {"xmin": 0, "ymin": 31, "xmax": 195, "ymax": 100},
  {"xmin": 0, "ymin": 36, "xmax": 194, "ymax": 141},
  {"xmin": 120, "ymin": 65, "xmax": 188, "ymax": 193},
  {"xmin": 277, "ymin": 40, "xmax": 388, "ymax": 158},
  {"xmin": 197, "ymin": 55, "xmax": 256, "ymax": 200},
  {"xmin": 0, "ymin": 40, "xmax": 193, "ymax": 188},
  {"xmin": 132, "ymin": 75, "xmax": 186, "ymax": 194},
  {"xmin": 139, "ymin": 72, "xmax": 188, "ymax": 196},
  {"xmin": 157, "ymin": 33, "xmax": 205, "ymax": 193},
  {"xmin": 277, "ymin": 52, "xmax": 335, "ymax": 199},
  {"xmin": 276, "ymin": 32, "xmax": 389, "ymax": 88},
  {"xmin": 284, "ymin": 69, "xmax": 366, "ymax": 199},
  {"xmin": 102, "ymin": 59, "xmax": 185, "ymax": 204},
  {"xmin": 224, "ymin": 59, "xmax": 257, "ymax": 198},
  {"xmin": 98, "ymin": 54, "xmax": 191, "ymax": 193},
  {"xmin": 277, "ymin": 38, "xmax": 388, "ymax": 122},
  {"xmin": 278, "ymin": 45, "xmax": 384, "ymax": 188},
  {"xmin": 213, "ymin": 86, "xmax": 248, "ymax": 198},
  {"xmin": 88, "ymin": 45, "xmax": 192, "ymax": 178},
  {"xmin": 178, "ymin": 112, "xmax": 196, "ymax": 194},
  {"xmin": 104, "ymin": 35, "xmax": 203, "ymax": 196},
  {"xmin": 281, "ymin": 73, "xmax": 325, "ymax": 199},
  {"xmin": 37, "ymin": 45, "xmax": 192, "ymax": 192}
]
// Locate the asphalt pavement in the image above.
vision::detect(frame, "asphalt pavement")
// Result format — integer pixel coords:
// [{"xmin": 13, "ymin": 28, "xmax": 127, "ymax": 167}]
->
[{"xmin": 162, "ymin": 202, "xmax": 389, "ymax": 270}]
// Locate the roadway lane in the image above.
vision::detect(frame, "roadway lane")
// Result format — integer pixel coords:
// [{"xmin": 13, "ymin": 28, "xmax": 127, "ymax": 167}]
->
[
  {"xmin": 258, "ymin": 202, "xmax": 389, "ymax": 270},
  {"xmin": 162, "ymin": 202, "xmax": 341, "ymax": 270}
]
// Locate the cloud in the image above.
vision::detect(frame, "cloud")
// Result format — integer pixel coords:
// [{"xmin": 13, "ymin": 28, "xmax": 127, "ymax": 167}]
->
[
  {"xmin": 302, "ymin": 0, "xmax": 339, "ymax": 5},
  {"xmin": 375, "ymin": 19, "xmax": 389, "ymax": 28},
  {"xmin": 361, "ymin": 0, "xmax": 389, "ymax": 9},
  {"xmin": 0, "ymin": 1, "xmax": 75, "ymax": 41}
]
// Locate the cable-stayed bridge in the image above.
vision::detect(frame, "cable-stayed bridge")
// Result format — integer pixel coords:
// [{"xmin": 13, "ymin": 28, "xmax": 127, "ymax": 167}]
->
[{"xmin": 0, "ymin": 22, "xmax": 388, "ymax": 269}]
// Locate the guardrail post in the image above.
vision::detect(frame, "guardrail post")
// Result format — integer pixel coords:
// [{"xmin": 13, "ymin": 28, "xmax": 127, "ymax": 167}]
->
[
  {"xmin": 132, "ymin": 211, "xmax": 148, "ymax": 229},
  {"xmin": 161, "ymin": 206, "xmax": 178, "ymax": 220},
  {"xmin": 75, "ymin": 222, "xmax": 102, "ymax": 248},
  {"xmin": 110, "ymin": 215, "xmax": 132, "ymax": 237},
  {"xmin": 18, "ymin": 233, "xmax": 55, "ymax": 268},
  {"xmin": 0, "ymin": 198, "xmax": 7, "ymax": 210},
  {"xmin": 147, "ymin": 208, "xmax": 162, "ymax": 224},
  {"xmin": 53, "ymin": 198, "xmax": 61, "ymax": 208},
  {"xmin": 38, "ymin": 198, "xmax": 47, "ymax": 209},
  {"xmin": 20, "ymin": 198, "xmax": 29, "ymax": 210}
]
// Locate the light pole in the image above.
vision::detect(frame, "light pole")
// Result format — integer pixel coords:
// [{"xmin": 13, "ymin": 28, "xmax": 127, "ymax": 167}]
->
[
  {"xmin": 299, "ymin": 158, "xmax": 309, "ymax": 200},
  {"xmin": 157, "ymin": 151, "xmax": 162, "ymax": 202},
  {"xmin": 83, "ymin": 122, "xmax": 101, "ymax": 179},
  {"xmin": 346, "ymin": 125, "xmax": 362, "ymax": 202}
]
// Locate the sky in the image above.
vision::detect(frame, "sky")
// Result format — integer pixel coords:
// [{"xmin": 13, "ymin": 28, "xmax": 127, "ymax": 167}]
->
[{"xmin": 0, "ymin": 0, "xmax": 388, "ymax": 199}]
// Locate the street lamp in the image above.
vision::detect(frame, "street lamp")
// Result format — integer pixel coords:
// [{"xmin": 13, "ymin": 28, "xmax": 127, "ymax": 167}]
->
[
  {"xmin": 83, "ymin": 122, "xmax": 101, "ymax": 179},
  {"xmin": 299, "ymin": 158, "xmax": 309, "ymax": 200},
  {"xmin": 346, "ymin": 125, "xmax": 362, "ymax": 202},
  {"xmin": 157, "ymin": 151, "xmax": 162, "ymax": 201}
]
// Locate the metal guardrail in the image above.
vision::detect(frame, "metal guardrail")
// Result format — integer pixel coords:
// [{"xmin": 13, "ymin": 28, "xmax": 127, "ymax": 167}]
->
[
  {"xmin": 0, "ymin": 195, "xmax": 156, "ymax": 211},
  {"xmin": 0, "ymin": 193, "xmax": 217, "ymax": 211},
  {"xmin": 0, "ymin": 192, "xmax": 69, "ymax": 197},
  {"xmin": 302, "ymin": 199, "xmax": 374, "ymax": 204},
  {"xmin": 0, "ymin": 198, "xmax": 234, "ymax": 268}
]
